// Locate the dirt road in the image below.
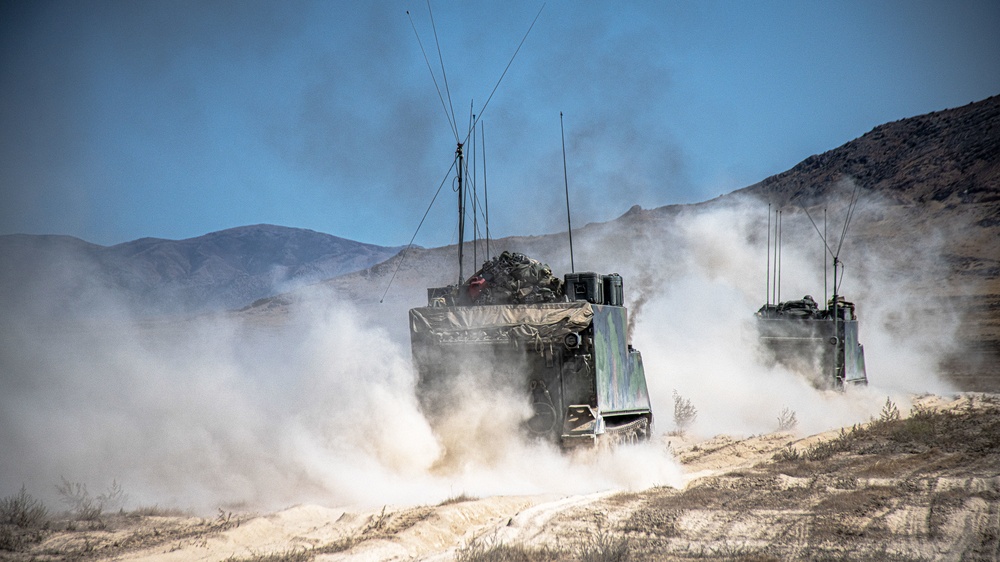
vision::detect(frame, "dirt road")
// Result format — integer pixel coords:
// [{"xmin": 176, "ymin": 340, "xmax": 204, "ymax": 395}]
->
[{"xmin": 3, "ymin": 394, "xmax": 998, "ymax": 561}]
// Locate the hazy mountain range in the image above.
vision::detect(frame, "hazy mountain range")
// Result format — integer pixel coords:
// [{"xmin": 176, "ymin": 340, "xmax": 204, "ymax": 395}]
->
[
  {"xmin": 321, "ymin": 95, "xmax": 998, "ymax": 301},
  {"xmin": 0, "ymin": 224, "xmax": 403, "ymax": 316},
  {"xmin": 311, "ymin": 94, "xmax": 999, "ymax": 390},
  {"xmin": 2, "ymin": 95, "xmax": 997, "ymax": 387}
]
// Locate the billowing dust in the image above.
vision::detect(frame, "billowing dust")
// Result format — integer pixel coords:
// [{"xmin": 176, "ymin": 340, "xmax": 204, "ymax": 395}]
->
[
  {"xmin": 0, "ymin": 188, "xmax": 960, "ymax": 513},
  {"xmin": 0, "ymin": 286, "xmax": 681, "ymax": 514}
]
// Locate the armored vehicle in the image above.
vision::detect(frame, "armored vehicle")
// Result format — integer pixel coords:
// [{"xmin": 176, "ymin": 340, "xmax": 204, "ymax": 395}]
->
[
  {"xmin": 756, "ymin": 295, "xmax": 868, "ymax": 389},
  {"xmin": 756, "ymin": 200, "xmax": 869, "ymax": 389},
  {"xmin": 409, "ymin": 251, "xmax": 653, "ymax": 448}
]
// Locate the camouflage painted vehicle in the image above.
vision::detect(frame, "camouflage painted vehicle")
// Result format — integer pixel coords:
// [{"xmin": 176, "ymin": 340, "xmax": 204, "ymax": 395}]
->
[
  {"xmin": 755, "ymin": 295, "xmax": 868, "ymax": 389},
  {"xmin": 409, "ymin": 252, "xmax": 653, "ymax": 448}
]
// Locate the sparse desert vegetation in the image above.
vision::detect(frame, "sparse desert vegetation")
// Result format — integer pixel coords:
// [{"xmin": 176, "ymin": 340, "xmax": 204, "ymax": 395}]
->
[
  {"xmin": 671, "ymin": 390, "xmax": 698, "ymax": 435},
  {"xmin": 1, "ymin": 394, "xmax": 996, "ymax": 561},
  {"xmin": 775, "ymin": 406, "xmax": 798, "ymax": 431}
]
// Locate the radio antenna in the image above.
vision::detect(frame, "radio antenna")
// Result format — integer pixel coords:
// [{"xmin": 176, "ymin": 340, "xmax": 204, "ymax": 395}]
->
[
  {"xmin": 379, "ymin": 157, "xmax": 458, "ymax": 303},
  {"xmin": 774, "ymin": 209, "xmax": 782, "ymax": 304},
  {"xmin": 470, "ymin": 104, "xmax": 478, "ymax": 273},
  {"xmin": 384, "ymin": 4, "xmax": 544, "ymax": 298},
  {"xmin": 406, "ymin": 10, "xmax": 458, "ymax": 143},
  {"xmin": 801, "ymin": 182, "xmax": 865, "ymax": 313},
  {"xmin": 456, "ymin": 142, "xmax": 465, "ymax": 283},
  {"xmin": 482, "ymin": 121, "xmax": 491, "ymax": 261},
  {"xmin": 560, "ymin": 112, "xmax": 575, "ymax": 273},
  {"xmin": 472, "ymin": 113, "xmax": 478, "ymax": 270},
  {"xmin": 426, "ymin": 0, "xmax": 458, "ymax": 140},
  {"xmin": 771, "ymin": 208, "xmax": 777, "ymax": 305},
  {"xmin": 766, "ymin": 204, "xmax": 771, "ymax": 309}
]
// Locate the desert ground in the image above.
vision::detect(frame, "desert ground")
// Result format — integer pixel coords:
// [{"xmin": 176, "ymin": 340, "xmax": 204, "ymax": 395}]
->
[
  {"xmin": 2, "ymin": 97, "xmax": 997, "ymax": 562},
  {"xmin": 3, "ymin": 393, "xmax": 998, "ymax": 562}
]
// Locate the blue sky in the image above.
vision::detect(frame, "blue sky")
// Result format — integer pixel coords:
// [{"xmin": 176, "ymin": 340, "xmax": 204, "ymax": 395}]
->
[{"xmin": 1, "ymin": 0, "xmax": 998, "ymax": 248}]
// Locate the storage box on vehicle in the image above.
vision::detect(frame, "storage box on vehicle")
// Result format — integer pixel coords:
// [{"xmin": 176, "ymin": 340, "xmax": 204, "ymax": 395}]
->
[{"xmin": 565, "ymin": 272, "xmax": 604, "ymax": 304}]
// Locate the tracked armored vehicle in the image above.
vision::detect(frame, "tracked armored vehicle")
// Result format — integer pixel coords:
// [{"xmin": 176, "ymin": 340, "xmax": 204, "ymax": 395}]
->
[
  {"xmin": 409, "ymin": 251, "xmax": 653, "ymax": 448},
  {"xmin": 756, "ymin": 197, "xmax": 869, "ymax": 389},
  {"xmin": 756, "ymin": 295, "xmax": 868, "ymax": 389}
]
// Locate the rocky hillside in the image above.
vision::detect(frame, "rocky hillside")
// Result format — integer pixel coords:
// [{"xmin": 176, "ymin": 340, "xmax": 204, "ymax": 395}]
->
[
  {"xmin": 734, "ymin": 95, "xmax": 1000, "ymax": 390},
  {"xmin": 0, "ymin": 224, "xmax": 403, "ymax": 317},
  {"xmin": 302, "ymin": 95, "xmax": 1000, "ymax": 389},
  {"xmin": 743, "ymin": 96, "xmax": 1000, "ymax": 206}
]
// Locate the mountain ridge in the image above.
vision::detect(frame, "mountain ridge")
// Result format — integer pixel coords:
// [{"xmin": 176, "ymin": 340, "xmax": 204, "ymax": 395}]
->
[
  {"xmin": 4, "ymin": 97, "xmax": 998, "ymax": 393},
  {"xmin": 304, "ymin": 95, "xmax": 999, "ymax": 390},
  {"xmin": 0, "ymin": 224, "xmax": 404, "ymax": 316}
]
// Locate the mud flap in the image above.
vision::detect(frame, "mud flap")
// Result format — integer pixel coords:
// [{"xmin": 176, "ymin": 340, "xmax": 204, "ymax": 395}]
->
[{"xmin": 561, "ymin": 405, "xmax": 604, "ymax": 448}]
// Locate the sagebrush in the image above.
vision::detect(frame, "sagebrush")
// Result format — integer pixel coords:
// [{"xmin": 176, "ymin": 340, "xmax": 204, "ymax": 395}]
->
[{"xmin": 0, "ymin": 486, "xmax": 48, "ymax": 528}]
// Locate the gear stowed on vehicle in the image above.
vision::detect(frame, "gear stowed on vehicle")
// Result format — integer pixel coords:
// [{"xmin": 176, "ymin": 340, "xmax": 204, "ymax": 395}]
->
[
  {"xmin": 409, "ymin": 251, "xmax": 653, "ymax": 449},
  {"xmin": 399, "ymin": 6, "xmax": 651, "ymax": 451},
  {"xmin": 755, "ymin": 194, "xmax": 869, "ymax": 390}
]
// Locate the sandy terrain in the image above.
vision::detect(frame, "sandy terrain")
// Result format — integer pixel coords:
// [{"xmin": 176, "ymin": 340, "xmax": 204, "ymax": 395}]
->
[{"xmin": 3, "ymin": 393, "xmax": 998, "ymax": 562}]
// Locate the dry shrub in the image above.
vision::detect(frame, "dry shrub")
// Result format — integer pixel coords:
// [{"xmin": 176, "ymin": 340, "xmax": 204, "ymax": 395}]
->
[
  {"xmin": 776, "ymin": 407, "xmax": 798, "ymax": 432},
  {"xmin": 0, "ymin": 486, "xmax": 48, "ymax": 553},
  {"xmin": 576, "ymin": 531, "xmax": 633, "ymax": 562},
  {"xmin": 879, "ymin": 397, "xmax": 901, "ymax": 423},
  {"xmin": 0, "ymin": 526, "xmax": 43, "ymax": 553},
  {"xmin": 455, "ymin": 533, "xmax": 559, "ymax": 562},
  {"xmin": 56, "ymin": 478, "xmax": 127, "ymax": 520},
  {"xmin": 671, "ymin": 391, "xmax": 697, "ymax": 434},
  {"xmin": 0, "ymin": 486, "xmax": 48, "ymax": 528},
  {"xmin": 772, "ymin": 445, "xmax": 801, "ymax": 462},
  {"xmin": 454, "ymin": 530, "xmax": 635, "ymax": 562}
]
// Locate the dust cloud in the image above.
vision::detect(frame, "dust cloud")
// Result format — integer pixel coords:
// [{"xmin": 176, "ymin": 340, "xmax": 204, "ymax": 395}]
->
[
  {"xmin": 598, "ymin": 188, "xmax": 959, "ymax": 439},
  {"xmin": 0, "ymin": 185, "xmax": 963, "ymax": 513},
  {"xmin": 0, "ymin": 277, "xmax": 680, "ymax": 514}
]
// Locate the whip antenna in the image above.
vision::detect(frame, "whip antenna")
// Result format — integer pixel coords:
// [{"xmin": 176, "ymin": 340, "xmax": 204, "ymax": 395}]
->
[
  {"xmin": 801, "ymin": 183, "xmax": 864, "ymax": 310},
  {"xmin": 386, "ymin": 3, "xmax": 544, "ymax": 299},
  {"xmin": 771, "ymin": 208, "xmax": 778, "ymax": 305},
  {"xmin": 482, "ymin": 121, "xmax": 491, "ymax": 261},
  {"xmin": 406, "ymin": 11, "xmax": 458, "ymax": 142},
  {"xmin": 456, "ymin": 142, "xmax": 465, "ymax": 284},
  {"xmin": 774, "ymin": 210, "xmax": 781, "ymax": 304},
  {"xmin": 472, "ymin": 113, "xmax": 478, "ymax": 269},
  {"xmin": 766, "ymin": 204, "xmax": 771, "ymax": 308},
  {"xmin": 380, "ymin": 157, "xmax": 459, "ymax": 303},
  {"xmin": 463, "ymin": 3, "xmax": 545, "ymax": 142},
  {"xmin": 426, "ymin": 0, "xmax": 458, "ymax": 140},
  {"xmin": 560, "ymin": 112, "xmax": 575, "ymax": 273}
]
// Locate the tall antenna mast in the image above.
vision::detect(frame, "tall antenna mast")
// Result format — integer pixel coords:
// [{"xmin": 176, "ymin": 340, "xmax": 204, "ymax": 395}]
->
[
  {"xmin": 456, "ymin": 141, "xmax": 465, "ymax": 284},
  {"xmin": 771, "ymin": 208, "xmax": 777, "ymax": 305},
  {"xmin": 823, "ymin": 208, "xmax": 827, "ymax": 306},
  {"xmin": 802, "ymin": 183, "xmax": 864, "ymax": 314},
  {"xmin": 482, "ymin": 122, "xmax": 490, "ymax": 261},
  {"xmin": 766, "ymin": 204, "xmax": 771, "ymax": 309},
  {"xmin": 774, "ymin": 210, "xmax": 781, "ymax": 304},
  {"xmin": 384, "ymin": 3, "xmax": 544, "ymax": 297},
  {"xmin": 560, "ymin": 112, "xmax": 575, "ymax": 273},
  {"xmin": 471, "ymin": 108, "xmax": 477, "ymax": 270}
]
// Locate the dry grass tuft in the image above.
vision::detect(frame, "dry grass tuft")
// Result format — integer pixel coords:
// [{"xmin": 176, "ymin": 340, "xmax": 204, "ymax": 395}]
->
[{"xmin": 439, "ymin": 493, "xmax": 479, "ymax": 506}]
